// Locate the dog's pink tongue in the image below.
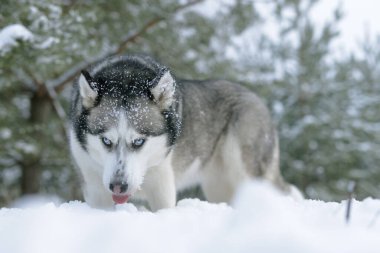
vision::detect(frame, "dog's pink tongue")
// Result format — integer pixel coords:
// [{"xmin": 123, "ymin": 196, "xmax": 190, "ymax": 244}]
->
[{"xmin": 112, "ymin": 194, "xmax": 129, "ymax": 204}]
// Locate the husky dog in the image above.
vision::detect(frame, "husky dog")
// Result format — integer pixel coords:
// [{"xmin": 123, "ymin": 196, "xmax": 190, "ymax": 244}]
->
[{"xmin": 69, "ymin": 55, "xmax": 294, "ymax": 211}]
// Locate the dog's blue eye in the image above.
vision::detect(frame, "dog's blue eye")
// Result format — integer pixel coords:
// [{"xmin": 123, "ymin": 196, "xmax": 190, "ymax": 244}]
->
[
  {"xmin": 101, "ymin": 137, "xmax": 112, "ymax": 147},
  {"xmin": 132, "ymin": 138, "xmax": 145, "ymax": 149}
]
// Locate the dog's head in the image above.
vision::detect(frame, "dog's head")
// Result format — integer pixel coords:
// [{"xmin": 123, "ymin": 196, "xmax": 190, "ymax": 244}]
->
[{"xmin": 72, "ymin": 56, "xmax": 181, "ymax": 203}]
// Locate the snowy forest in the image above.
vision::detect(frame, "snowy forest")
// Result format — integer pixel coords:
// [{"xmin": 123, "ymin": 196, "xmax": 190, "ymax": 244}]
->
[{"xmin": 0, "ymin": 0, "xmax": 380, "ymax": 207}]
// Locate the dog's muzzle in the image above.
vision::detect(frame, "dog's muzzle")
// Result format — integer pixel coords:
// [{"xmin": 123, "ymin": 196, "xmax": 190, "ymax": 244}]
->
[
  {"xmin": 109, "ymin": 181, "xmax": 129, "ymax": 204},
  {"xmin": 109, "ymin": 181, "xmax": 128, "ymax": 194}
]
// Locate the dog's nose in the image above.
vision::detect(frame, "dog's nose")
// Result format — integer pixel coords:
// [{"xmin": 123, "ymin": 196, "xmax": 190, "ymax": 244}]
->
[{"xmin": 109, "ymin": 181, "xmax": 128, "ymax": 194}]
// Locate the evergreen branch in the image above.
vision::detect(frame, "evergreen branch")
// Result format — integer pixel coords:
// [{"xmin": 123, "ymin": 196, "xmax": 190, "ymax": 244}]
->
[{"xmin": 48, "ymin": 0, "xmax": 204, "ymax": 93}]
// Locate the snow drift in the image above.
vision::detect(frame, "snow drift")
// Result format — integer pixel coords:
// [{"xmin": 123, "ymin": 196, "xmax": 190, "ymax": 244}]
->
[{"xmin": 0, "ymin": 181, "xmax": 379, "ymax": 253}]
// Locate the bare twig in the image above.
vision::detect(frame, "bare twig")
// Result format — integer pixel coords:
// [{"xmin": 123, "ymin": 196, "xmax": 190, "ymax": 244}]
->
[
  {"xmin": 44, "ymin": 82, "xmax": 68, "ymax": 126},
  {"xmin": 48, "ymin": 0, "xmax": 204, "ymax": 94},
  {"xmin": 24, "ymin": 67, "xmax": 42, "ymax": 86},
  {"xmin": 345, "ymin": 181, "xmax": 356, "ymax": 224},
  {"xmin": 368, "ymin": 210, "xmax": 380, "ymax": 228},
  {"xmin": 21, "ymin": 67, "xmax": 68, "ymax": 134}
]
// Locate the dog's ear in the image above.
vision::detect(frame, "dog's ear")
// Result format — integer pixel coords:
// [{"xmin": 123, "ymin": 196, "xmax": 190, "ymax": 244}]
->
[
  {"xmin": 150, "ymin": 71, "xmax": 176, "ymax": 110},
  {"xmin": 79, "ymin": 70, "xmax": 98, "ymax": 108}
]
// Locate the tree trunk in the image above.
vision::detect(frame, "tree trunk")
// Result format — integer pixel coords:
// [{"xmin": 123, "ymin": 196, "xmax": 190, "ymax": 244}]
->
[
  {"xmin": 20, "ymin": 159, "xmax": 41, "ymax": 194},
  {"xmin": 20, "ymin": 89, "xmax": 52, "ymax": 195}
]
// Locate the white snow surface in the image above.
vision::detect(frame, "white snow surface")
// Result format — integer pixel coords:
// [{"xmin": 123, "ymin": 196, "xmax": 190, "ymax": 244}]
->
[
  {"xmin": 0, "ymin": 24, "xmax": 33, "ymax": 55},
  {"xmin": 1, "ymin": 181, "xmax": 379, "ymax": 253}
]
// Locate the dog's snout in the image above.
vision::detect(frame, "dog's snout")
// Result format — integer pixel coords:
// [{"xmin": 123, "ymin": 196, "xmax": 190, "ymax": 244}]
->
[
  {"xmin": 109, "ymin": 181, "xmax": 128, "ymax": 194},
  {"xmin": 115, "ymin": 168, "xmax": 123, "ymax": 176}
]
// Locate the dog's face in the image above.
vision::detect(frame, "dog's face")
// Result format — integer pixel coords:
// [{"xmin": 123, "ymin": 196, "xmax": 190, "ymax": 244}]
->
[{"xmin": 74, "ymin": 60, "xmax": 179, "ymax": 203}]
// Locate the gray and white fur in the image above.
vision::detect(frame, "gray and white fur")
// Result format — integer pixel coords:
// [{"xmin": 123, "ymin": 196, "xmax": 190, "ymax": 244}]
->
[{"xmin": 69, "ymin": 55, "xmax": 296, "ymax": 211}]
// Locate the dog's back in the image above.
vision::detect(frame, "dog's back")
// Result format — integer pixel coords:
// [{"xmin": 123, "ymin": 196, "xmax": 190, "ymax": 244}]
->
[{"xmin": 171, "ymin": 80, "xmax": 290, "ymax": 202}]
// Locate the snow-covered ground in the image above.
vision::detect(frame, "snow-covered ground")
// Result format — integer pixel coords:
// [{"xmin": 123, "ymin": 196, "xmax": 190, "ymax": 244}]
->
[{"xmin": 1, "ymin": 181, "xmax": 379, "ymax": 253}]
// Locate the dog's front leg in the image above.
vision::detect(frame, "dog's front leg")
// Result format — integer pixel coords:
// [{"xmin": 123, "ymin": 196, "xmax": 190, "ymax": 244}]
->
[
  {"xmin": 82, "ymin": 169, "xmax": 114, "ymax": 209},
  {"xmin": 143, "ymin": 165, "xmax": 176, "ymax": 211}
]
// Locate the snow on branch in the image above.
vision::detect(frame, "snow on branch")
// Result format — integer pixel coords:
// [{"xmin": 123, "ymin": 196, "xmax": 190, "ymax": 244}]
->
[{"xmin": 0, "ymin": 24, "xmax": 34, "ymax": 55}]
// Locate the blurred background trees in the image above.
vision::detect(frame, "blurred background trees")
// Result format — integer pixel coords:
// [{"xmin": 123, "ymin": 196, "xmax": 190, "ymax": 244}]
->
[{"xmin": 0, "ymin": 0, "xmax": 379, "ymax": 205}]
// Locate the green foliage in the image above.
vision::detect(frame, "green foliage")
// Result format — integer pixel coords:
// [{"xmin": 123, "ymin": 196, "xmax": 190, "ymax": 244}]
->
[{"xmin": 236, "ymin": 0, "xmax": 380, "ymax": 200}]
